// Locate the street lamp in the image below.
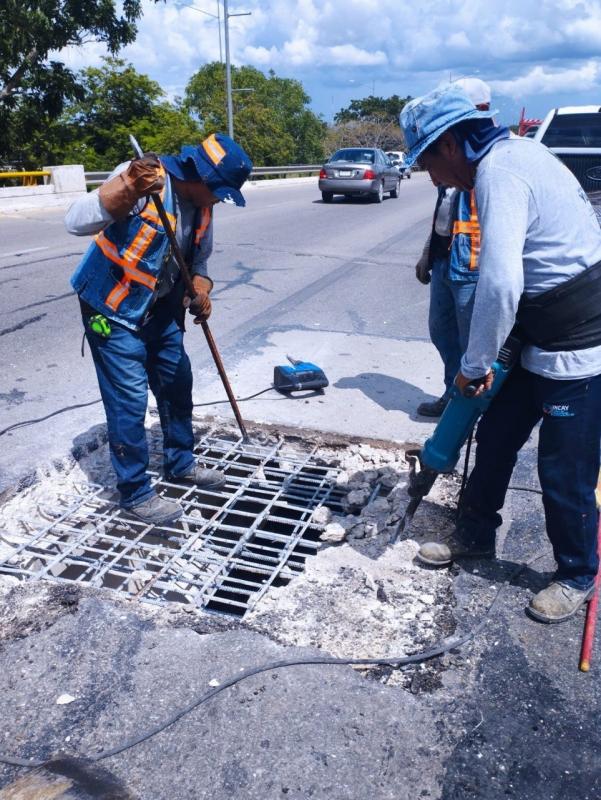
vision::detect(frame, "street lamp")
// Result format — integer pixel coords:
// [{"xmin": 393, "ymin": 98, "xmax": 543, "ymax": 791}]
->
[
  {"xmin": 223, "ymin": 0, "xmax": 252, "ymax": 138},
  {"xmin": 175, "ymin": 2, "xmax": 223, "ymax": 62}
]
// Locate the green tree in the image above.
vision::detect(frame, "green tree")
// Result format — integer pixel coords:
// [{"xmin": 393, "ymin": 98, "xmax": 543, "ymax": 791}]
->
[
  {"xmin": 0, "ymin": 0, "xmax": 160, "ymax": 163},
  {"xmin": 326, "ymin": 93, "xmax": 413, "ymax": 156},
  {"xmin": 334, "ymin": 94, "xmax": 413, "ymax": 124},
  {"xmin": 185, "ymin": 63, "xmax": 326, "ymax": 165},
  {"xmin": 325, "ymin": 118, "xmax": 406, "ymax": 155},
  {"xmin": 13, "ymin": 58, "xmax": 202, "ymax": 169}
]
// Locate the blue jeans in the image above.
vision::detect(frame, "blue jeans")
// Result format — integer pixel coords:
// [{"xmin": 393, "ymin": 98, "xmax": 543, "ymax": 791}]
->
[
  {"xmin": 459, "ymin": 365, "xmax": 601, "ymax": 589},
  {"xmin": 82, "ymin": 294, "xmax": 195, "ymax": 507},
  {"xmin": 429, "ymin": 256, "xmax": 477, "ymax": 395}
]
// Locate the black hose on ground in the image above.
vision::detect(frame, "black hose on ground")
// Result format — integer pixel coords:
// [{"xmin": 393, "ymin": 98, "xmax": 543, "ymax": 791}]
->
[{"xmin": 0, "ymin": 549, "xmax": 546, "ymax": 769}]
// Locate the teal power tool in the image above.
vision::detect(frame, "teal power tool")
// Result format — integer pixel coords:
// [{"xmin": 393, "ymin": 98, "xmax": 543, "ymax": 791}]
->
[
  {"xmin": 392, "ymin": 332, "xmax": 523, "ymax": 542},
  {"xmin": 273, "ymin": 356, "xmax": 329, "ymax": 393}
]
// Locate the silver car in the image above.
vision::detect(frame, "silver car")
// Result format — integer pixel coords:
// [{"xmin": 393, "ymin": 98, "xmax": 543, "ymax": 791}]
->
[{"xmin": 318, "ymin": 147, "xmax": 401, "ymax": 203}]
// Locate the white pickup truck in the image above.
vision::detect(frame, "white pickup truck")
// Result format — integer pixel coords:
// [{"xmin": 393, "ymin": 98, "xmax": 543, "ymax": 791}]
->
[{"xmin": 534, "ymin": 105, "xmax": 601, "ymax": 194}]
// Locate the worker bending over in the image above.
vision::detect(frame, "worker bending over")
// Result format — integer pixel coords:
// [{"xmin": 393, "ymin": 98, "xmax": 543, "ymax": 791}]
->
[
  {"xmin": 400, "ymin": 86, "xmax": 601, "ymax": 623},
  {"xmin": 65, "ymin": 135, "xmax": 252, "ymax": 526}
]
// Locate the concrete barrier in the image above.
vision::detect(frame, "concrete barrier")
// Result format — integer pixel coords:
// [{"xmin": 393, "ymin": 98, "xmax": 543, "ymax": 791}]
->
[{"xmin": 0, "ymin": 165, "xmax": 87, "ymax": 214}]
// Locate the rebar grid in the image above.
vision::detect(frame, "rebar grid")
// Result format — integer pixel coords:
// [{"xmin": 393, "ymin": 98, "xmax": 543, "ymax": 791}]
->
[{"xmin": 0, "ymin": 435, "xmax": 350, "ymax": 617}]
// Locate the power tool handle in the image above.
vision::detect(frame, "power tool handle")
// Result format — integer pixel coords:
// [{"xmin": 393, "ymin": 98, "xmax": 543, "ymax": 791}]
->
[{"xmin": 464, "ymin": 378, "xmax": 485, "ymax": 398}]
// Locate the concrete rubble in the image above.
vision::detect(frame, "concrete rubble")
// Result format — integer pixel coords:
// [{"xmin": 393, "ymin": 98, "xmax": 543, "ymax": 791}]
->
[{"xmin": 0, "ymin": 421, "xmax": 462, "ymax": 689}]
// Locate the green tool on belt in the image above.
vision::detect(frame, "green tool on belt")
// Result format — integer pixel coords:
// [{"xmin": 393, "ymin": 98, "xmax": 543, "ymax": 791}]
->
[{"xmin": 89, "ymin": 314, "xmax": 112, "ymax": 338}]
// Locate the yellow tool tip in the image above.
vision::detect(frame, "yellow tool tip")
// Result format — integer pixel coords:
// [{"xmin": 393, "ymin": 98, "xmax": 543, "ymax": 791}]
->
[{"xmin": 580, "ymin": 660, "xmax": 590, "ymax": 672}]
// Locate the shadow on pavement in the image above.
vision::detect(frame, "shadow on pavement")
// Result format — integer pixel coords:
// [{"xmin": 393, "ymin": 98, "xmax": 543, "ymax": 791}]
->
[{"xmin": 334, "ymin": 371, "xmax": 439, "ymax": 417}]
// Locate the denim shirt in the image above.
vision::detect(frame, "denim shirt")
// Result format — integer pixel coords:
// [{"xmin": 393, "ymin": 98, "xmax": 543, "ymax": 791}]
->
[
  {"xmin": 68, "ymin": 170, "xmax": 212, "ymax": 331},
  {"xmin": 429, "ymin": 187, "xmax": 481, "ymax": 283}
]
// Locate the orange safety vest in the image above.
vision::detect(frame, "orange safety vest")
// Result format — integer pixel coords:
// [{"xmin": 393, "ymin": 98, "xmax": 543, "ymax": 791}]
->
[
  {"xmin": 71, "ymin": 170, "xmax": 212, "ymax": 331},
  {"xmin": 450, "ymin": 189, "xmax": 481, "ymax": 273}
]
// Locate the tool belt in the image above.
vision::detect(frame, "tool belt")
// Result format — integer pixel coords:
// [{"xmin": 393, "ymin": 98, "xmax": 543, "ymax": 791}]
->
[{"xmin": 516, "ymin": 259, "xmax": 601, "ymax": 351}]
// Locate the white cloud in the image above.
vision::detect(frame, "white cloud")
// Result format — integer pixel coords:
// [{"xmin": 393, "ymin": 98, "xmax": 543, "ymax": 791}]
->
[
  {"xmin": 328, "ymin": 44, "xmax": 386, "ymax": 67},
  {"xmin": 53, "ymin": 0, "xmax": 601, "ymax": 119},
  {"xmin": 446, "ymin": 31, "xmax": 470, "ymax": 49},
  {"xmin": 491, "ymin": 60, "xmax": 601, "ymax": 98}
]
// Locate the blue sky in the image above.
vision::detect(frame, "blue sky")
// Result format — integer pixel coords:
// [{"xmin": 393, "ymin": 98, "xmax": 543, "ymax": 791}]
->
[{"xmin": 61, "ymin": 0, "xmax": 601, "ymax": 127}]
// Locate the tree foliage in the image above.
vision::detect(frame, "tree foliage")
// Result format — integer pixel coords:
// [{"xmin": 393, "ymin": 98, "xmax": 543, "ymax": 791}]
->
[
  {"xmin": 325, "ymin": 118, "xmax": 406, "ymax": 155},
  {"xmin": 326, "ymin": 93, "xmax": 412, "ymax": 156},
  {"xmin": 334, "ymin": 94, "xmax": 413, "ymax": 124},
  {"xmin": 185, "ymin": 63, "xmax": 326, "ymax": 165},
  {"xmin": 0, "ymin": 0, "xmax": 159, "ymax": 163},
  {"xmin": 10, "ymin": 58, "xmax": 201, "ymax": 169}
]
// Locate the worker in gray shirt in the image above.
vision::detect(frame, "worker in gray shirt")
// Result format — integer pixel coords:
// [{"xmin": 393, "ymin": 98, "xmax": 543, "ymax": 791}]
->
[
  {"xmin": 65, "ymin": 134, "xmax": 252, "ymax": 525},
  {"xmin": 400, "ymin": 85, "xmax": 601, "ymax": 624}
]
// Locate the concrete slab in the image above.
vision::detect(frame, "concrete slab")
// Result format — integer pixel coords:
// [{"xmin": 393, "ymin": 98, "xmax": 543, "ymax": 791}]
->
[{"xmin": 191, "ymin": 329, "xmax": 443, "ymax": 445}]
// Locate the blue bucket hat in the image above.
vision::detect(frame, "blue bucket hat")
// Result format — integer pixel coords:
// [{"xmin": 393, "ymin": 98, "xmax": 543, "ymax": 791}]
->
[
  {"xmin": 161, "ymin": 133, "xmax": 253, "ymax": 206},
  {"xmin": 400, "ymin": 85, "xmax": 496, "ymax": 167}
]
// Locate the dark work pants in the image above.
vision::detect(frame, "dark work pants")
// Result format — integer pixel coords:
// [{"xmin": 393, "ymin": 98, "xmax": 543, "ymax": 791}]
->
[
  {"xmin": 82, "ymin": 293, "xmax": 195, "ymax": 507},
  {"xmin": 459, "ymin": 365, "xmax": 601, "ymax": 589}
]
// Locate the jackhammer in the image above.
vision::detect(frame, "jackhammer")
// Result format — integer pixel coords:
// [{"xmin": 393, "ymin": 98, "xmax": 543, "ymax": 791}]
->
[{"xmin": 392, "ymin": 332, "xmax": 524, "ymax": 542}]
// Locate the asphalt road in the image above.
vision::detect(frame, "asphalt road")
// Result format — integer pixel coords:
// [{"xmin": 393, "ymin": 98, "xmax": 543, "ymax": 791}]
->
[{"xmin": 0, "ymin": 174, "xmax": 436, "ymax": 495}]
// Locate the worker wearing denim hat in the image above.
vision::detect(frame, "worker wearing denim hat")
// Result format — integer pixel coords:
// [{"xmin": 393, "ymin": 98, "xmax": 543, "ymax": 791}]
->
[
  {"xmin": 65, "ymin": 134, "xmax": 253, "ymax": 525},
  {"xmin": 400, "ymin": 85, "xmax": 601, "ymax": 623},
  {"xmin": 414, "ymin": 77, "xmax": 492, "ymax": 417}
]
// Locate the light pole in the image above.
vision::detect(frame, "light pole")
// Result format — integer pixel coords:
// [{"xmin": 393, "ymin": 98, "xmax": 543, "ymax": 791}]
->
[
  {"xmin": 175, "ymin": 2, "xmax": 223, "ymax": 62},
  {"xmin": 223, "ymin": 0, "xmax": 251, "ymax": 139}
]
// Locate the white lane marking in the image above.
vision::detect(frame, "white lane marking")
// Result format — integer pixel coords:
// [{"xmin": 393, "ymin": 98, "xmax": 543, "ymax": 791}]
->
[{"xmin": 0, "ymin": 246, "xmax": 49, "ymax": 259}]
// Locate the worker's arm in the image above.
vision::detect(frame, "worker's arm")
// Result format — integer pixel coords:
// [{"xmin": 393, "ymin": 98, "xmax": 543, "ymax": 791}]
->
[
  {"xmin": 190, "ymin": 214, "xmax": 214, "ymax": 280},
  {"xmin": 64, "ymin": 157, "xmax": 162, "ymax": 236},
  {"xmin": 185, "ymin": 213, "xmax": 215, "ymax": 323},
  {"xmin": 415, "ymin": 232, "xmax": 432, "ymax": 284},
  {"xmin": 64, "ymin": 162, "xmax": 134, "ymax": 236},
  {"xmin": 459, "ymin": 164, "xmax": 531, "ymax": 380}
]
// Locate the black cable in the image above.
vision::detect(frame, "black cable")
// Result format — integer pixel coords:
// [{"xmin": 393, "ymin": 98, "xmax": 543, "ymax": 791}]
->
[
  {"xmin": 0, "ymin": 400, "xmax": 103, "ymax": 438},
  {"xmin": 193, "ymin": 386, "xmax": 274, "ymax": 407},
  {"xmin": 0, "ymin": 547, "xmax": 546, "ymax": 769},
  {"xmin": 456, "ymin": 425, "xmax": 475, "ymax": 520},
  {"xmin": 453, "ymin": 424, "xmax": 544, "ymax": 520},
  {"xmin": 0, "ymin": 387, "xmax": 277, "ymax": 439}
]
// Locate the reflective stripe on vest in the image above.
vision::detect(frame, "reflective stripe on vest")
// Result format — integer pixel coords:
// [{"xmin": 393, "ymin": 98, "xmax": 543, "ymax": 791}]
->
[
  {"xmin": 451, "ymin": 190, "xmax": 480, "ymax": 271},
  {"xmin": 96, "ymin": 168, "xmax": 171, "ymax": 312},
  {"xmin": 194, "ymin": 207, "xmax": 212, "ymax": 246}
]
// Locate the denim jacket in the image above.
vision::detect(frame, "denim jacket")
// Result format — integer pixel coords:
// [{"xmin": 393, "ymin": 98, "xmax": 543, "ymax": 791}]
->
[
  {"xmin": 429, "ymin": 188, "xmax": 481, "ymax": 283},
  {"xmin": 70, "ymin": 171, "xmax": 212, "ymax": 331}
]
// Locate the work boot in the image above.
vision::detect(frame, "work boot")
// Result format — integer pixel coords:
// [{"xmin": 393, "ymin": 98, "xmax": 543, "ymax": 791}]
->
[
  {"xmin": 527, "ymin": 581, "xmax": 594, "ymax": 624},
  {"xmin": 417, "ymin": 396, "xmax": 448, "ymax": 417},
  {"xmin": 416, "ymin": 531, "xmax": 495, "ymax": 567},
  {"xmin": 169, "ymin": 463, "xmax": 227, "ymax": 490},
  {"xmin": 123, "ymin": 493, "xmax": 183, "ymax": 525}
]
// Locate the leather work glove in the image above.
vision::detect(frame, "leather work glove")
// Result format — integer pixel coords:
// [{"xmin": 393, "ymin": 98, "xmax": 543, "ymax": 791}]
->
[
  {"xmin": 184, "ymin": 275, "xmax": 214, "ymax": 324},
  {"xmin": 415, "ymin": 233, "xmax": 432, "ymax": 285},
  {"xmin": 99, "ymin": 153, "xmax": 165, "ymax": 220}
]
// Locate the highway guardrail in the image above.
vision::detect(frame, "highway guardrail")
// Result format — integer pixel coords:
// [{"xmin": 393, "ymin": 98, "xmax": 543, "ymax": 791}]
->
[
  {"xmin": 84, "ymin": 165, "xmax": 322, "ymax": 186},
  {"xmin": 0, "ymin": 171, "xmax": 51, "ymax": 186}
]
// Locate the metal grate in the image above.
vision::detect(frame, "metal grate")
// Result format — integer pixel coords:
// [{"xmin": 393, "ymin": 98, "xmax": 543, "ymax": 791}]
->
[{"xmin": 0, "ymin": 435, "xmax": 351, "ymax": 617}]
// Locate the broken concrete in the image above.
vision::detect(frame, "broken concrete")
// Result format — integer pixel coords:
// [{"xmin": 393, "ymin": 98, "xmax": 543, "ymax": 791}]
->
[{"xmin": 1, "ymin": 422, "xmax": 600, "ymax": 800}]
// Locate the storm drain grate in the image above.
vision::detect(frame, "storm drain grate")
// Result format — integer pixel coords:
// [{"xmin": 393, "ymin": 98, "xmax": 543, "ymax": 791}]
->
[{"xmin": 0, "ymin": 435, "xmax": 356, "ymax": 617}]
